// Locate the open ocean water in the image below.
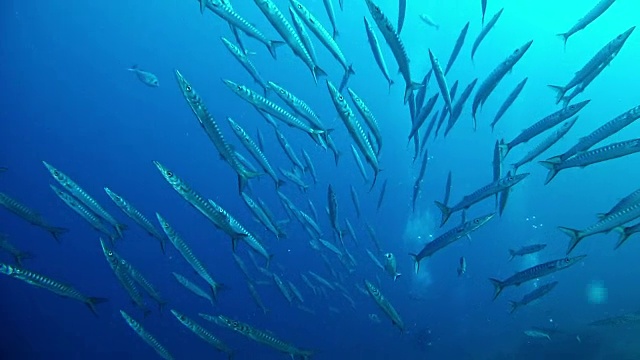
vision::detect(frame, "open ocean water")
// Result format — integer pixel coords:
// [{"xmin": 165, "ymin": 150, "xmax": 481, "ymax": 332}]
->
[{"xmin": 2, "ymin": 0, "xmax": 640, "ymax": 359}]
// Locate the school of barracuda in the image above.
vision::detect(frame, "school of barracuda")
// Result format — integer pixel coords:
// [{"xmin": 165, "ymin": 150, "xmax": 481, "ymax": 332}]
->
[{"xmin": 1, "ymin": 0, "xmax": 639, "ymax": 358}]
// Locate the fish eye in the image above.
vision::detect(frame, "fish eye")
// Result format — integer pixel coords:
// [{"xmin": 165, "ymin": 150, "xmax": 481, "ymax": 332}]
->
[
  {"xmin": 508, "ymin": 176, "xmax": 514, "ymax": 181},
  {"xmin": 185, "ymin": 85, "xmax": 191, "ymax": 92},
  {"xmin": 474, "ymin": 219, "xmax": 480, "ymax": 224},
  {"xmin": 120, "ymin": 260, "xmax": 126, "ymax": 265},
  {"xmin": 280, "ymin": 89, "xmax": 285, "ymax": 94},
  {"xmin": 54, "ymin": 171, "xmax": 59, "ymax": 176},
  {"xmin": 107, "ymin": 251, "xmax": 113, "ymax": 256},
  {"xmin": 338, "ymin": 95, "xmax": 344, "ymax": 101},
  {"xmin": 564, "ymin": 258, "xmax": 570, "ymax": 263},
  {"xmin": 297, "ymin": 4, "xmax": 302, "ymax": 9},
  {"xmin": 166, "ymin": 171, "xmax": 173, "ymax": 177}
]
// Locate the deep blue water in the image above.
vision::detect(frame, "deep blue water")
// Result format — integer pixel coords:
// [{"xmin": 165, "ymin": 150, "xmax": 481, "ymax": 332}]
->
[{"xmin": 2, "ymin": 0, "xmax": 640, "ymax": 359}]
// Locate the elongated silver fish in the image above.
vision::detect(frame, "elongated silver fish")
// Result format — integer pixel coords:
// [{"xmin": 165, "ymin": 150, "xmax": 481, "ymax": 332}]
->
[
  {"xmin": 364, "ymin": 279, "xmax": 405, "ymax": 332},
  {"xmin": 171, "ymin": 309, "xmax": 234, "ymax": 359},
  {"xmin": 301, "ymin": 149, "xmax": 317, "ymax": 184},
  {"xmin": 248, "ymin": 281, "xmax": 269, "ymax": 314},
  {"xmin": 549, "ymin": 26, "xmax": 634, "ymax": 103},
  {"xmin": 0, "ymin": 192, "xmax": 67, "ymax": 242},
  {"xmin": 364, "ymin": 0, "xmax": 421, "ymax": 103},
  {"xmin": 552, "ymin": 104, "xmax": 640, "ymax": 162},
  {"xmin": 43, "ymin": 161, "xmax": 125, "ymax": 238},
  {"xmin": 508, "ymin": 244, "xmax": 547, "ymax": 261},
  {"xmin": 500, "ymin": 100, "xmax": 590, "ymax": 157},
  {"xmin": 617, "ymin": 221, "xmax": 640, "ymax": 249},
  {"xmin": 351, "ymin": 144, "xmax": 369, "ymax": 183},
  {"xmin": 472, "ymin": 40, "xmax": 533, "ymax": 127},
  {"xmin": 348, "ymin": 88, "xmax": 382, "ymax": 155},
  {"xmin": 175, "ymin": 70, "xmax": 260, "ymax": 191},
  {"xmin": 273, "ymin": 273, "xmax": 293, "ymax": 304},
  {"xmin": 290, "ymin": 0, "xmax": 354, "ymax": 85},
  {"xmin": 117, "ymin": 254, "xmax": 166, "ymax": 310},
  {"xmin": 208, "ymin": 199, "xmax": 273, "ymax": 266},
  {"xmin": 224, "ymin": 79, "xmax": 326, "ymax": 144},
  {"xmin": 227, "ymin": 117, "xmax": 284, "ymax": 189},
  {"xmin": 280, "ymin": 168, "xmax": 308, "ymax": 192},
  {"xmin": 210, "ymin": 314, "xmax": 314, "ymax": 358},
  {"xmin": 383, "ymin": 253, "xmax": 401, "ymax": 281},
  {"xmin": 50, "ymin": 185, "xmax": 117, "ymax": 241},
  {"xmin": 121, "ymin": 310, "xmax": 174, "ymax": 360},
  {"xmin": 363, "ymin": 17, "xmax": 394, "ymax": 90},
  {"xmin": 541, "ymin": 138, "xmax": 640, "ymax": 185},
  {"xmin": 327, "ymin": 80, "xmax": 380, "ymax": 186},
  {"xmin": 221, "ymin": 37, "xmax": 269, "ymax": 96},
  {"xmin": 471, "ymin": 8, "xmax": 504, "ymax": 60},
  {"xmin": 511, "ymin": 117, "xmax": 578, "ymax": 173},
  {"xmin": 273, "ymin": 128, "xmax": 306, "ymax": 173},
  {"xmin": 254, "ymin": 0, "xmax": 326, "ymax": 83},
  {"xmin": 241, "ymin": 192, "xmax": 286, "ymax": 240},
  {"xmin": 104, "ymin": 188, "xmax": 166, "ymax": 253},
  {"xmin": 415, "ymin": 70, "xmax": 433, "ymax": 111},
  {"xmin": 99, "ymin": 239, "xmax": 150, "ymax": 316},
  {"xmin": 557, "ymin": 0, "xmax": 616, "ymax": 46},
  {"xmin": 491, "ymin": 77, "xmax": 528, "ymax": 131},
  {"xmin": 322, "ymin": 0, "xmax": 339, "ymax": 38},
  {"xmin": 0, "ymin": 262, "xmax": 107, "ymax": 315},
  {"xmin": 489, "ymin": 256, "xmax": 585, "ymax": 299},
  {"xmin": 434, "ymin": 80, "xmax": 460, "ymax": 138},
  {"xmin": 203, "ymin": 0, "xmax": 284, "ymax": 58},
  {"xmin": 598, "ymin": 187, "xmax": 640, "ymax": 221},
  {"xmin": 289, "ymin": 6, "xmax": 318, "ymax": 65},
  {"xmin": 508, "ymin": 281, "xmax": 558, "ymax": 314},
  {"xmin": 268, "ymin": 81, "xmax": 324, "ymax": 131},
  {"xmin": 153, "ymin": 161, "xmax": 247, "ymax": 243},
  {"xmin": 350, "ymin": 186, "xmax": 361, "ymax": 218},
  {"xmin": 410, "ymin": 213, "xmax": 495, "ymax": 273},
  {"xmin": 558, "ymin": 191, "xmax": 640, "ymax": 253},
  {"xmin": 0, "ymin": 235, "xmax": 32, "ymax": 266},
  {"xmin": 445, "ymin": 22, "xmax": 470, "ymax": 76},
  {"xmin": 445, "ymin": 78, "xmax": 477, "ymax": 137},
  {"xmin": 443, "ymin": 171, "xmax": 452, "ymax": 206},
  {"xmin": 157, "ymin": 213, "xmax": 223, "ymax": 300},
  {"xmin": 435, "ymin": 174, "xmax": 528, "ymax": 226},
  {"xmin": 172, "ymin": 272, "xmax": 214, "ymax": 306},
  {"xmin": 429, "ymin": 49, "xmax": 452, "ymax": 114}
]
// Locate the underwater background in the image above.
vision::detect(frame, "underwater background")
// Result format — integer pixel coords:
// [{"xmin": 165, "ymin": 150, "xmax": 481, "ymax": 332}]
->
[{"xmin": 2, "ymin": 0, "xmax": 640, "ymax": 359}]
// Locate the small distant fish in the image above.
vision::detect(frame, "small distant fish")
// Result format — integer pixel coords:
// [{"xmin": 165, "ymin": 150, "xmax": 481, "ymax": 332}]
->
[
  {"xmin": 491, "ymin": 77, "xmax": 528, "ymax": 131},
  {"xmin": 383, "ymin": 253, "xmax": 401, "ymax": 281},
  {"xmin": 524, "ymin": 329, "xmax": 551, "ymax": 340},
  {"xmin": 509, "ymin": 281, "xmax": 558, "ymax": 314},
  {"xmin": 128, "ymin": 65, "xmax": 159, "ymax": 87},
  {"xmin": 444, "ymin": 22, "xmax": 470, "ymax": 76},
  {"xmin": 419, "ymin": 14, "xmax": 440, "ymax": 30},
  {"xmin": 471, "ymin": 8, "xmax": 504, "ymax": 60},
  {"xmin": 121, "ymin": 310, "xmax": 175, "ymax": 360},
  {"xmin": 557, "ymin": 0, "xmax": 616, "ymax": 47},
  {"xmin": 508, "ymin": 244, "xmax": 547, "ymax": 261},
  {"xmin": 457, "ymin": 256, "xmax": 466, "ymax": 277},
  {"xmin": 0, "ymin": 192, "xmax": 68, "ymax": 242}
]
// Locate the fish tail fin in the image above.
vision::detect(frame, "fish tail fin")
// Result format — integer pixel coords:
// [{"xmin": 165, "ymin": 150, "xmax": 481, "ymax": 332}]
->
[
  {"xmin": 333, "ymin": 29, "xmax": 339, "ymax": 39},
  {"xmin": 14, "ymin": 251, "xmax": 35, "ymax": 266},
  {"xmin": 157, "ymin": 300, "xmax": 167, "ymax": 313},
  {"xmin": 498, "ymin": 141, "xmax": 510, "ymax": 159},
  {"xmin": 409, "ymin": 253, "xmax": 421, "ymax": 274},
  {"xmin": 547, "ymin": 85, "xmax": 566, "ymax": 104},
  {"xmin": 508, "ymin": 301, "xmax": 518, "ymax": 314},
  {"xmin": 332, "ymin": 151, "xmax": 341, "ymax": 166},
  {"xmin": 393, "ymin": 273, "xmax": 401, "ymax": 281},
  {"xmin": 115, "ymin": 223, "xmax": 127, "ymax": 239},
  {"xmin": 210, "ymin": 283, "xmax": 224, "ymax": 301},
  {"xmin": 199, "ymin": 0, "xmax": 206, "ymax": 13},
  {"xmin": 314, "ymin": 66, "xmax": 328, "ymax": 80},
  {"xmin": 127, "ymin": 64, "xmax": 138, "ymax": 71},
  {"xmin": 615, "ymin": 228, "xmax": 632, "ymax": 250},
  {"xmin": 434, "ymin": 201, "xmax": 452, "ymax": 227},
  {"xmin": 556, "ymin": 33, "xmax": 569, "ymax": 49},
  {"xmin": 508, "ymin": 249, "xmax": 515, "ymax": 261},
  {"xmin": 231, "ymin": 233, "xmax": 248, "ymax": 252},
  {"xmin": 159, "ymin": 238, "xmax": 167, "ymax": 255},
  {"xmin": 538, "ymin": 160, "xmax": 560, "ymax": 185},
  {"xmin": 558, "ymin": 226, "xmax": 584, "ymax": 254},
  {"xmin": 489, "ymin": 278, "xmax": 505, "ymax": 300},
  {"xmin": 276, "ymin": 179, "xmax": 286, "ymax": 189},
  {"xmin": 48, "ymin": 227, "xmax": 69, "ymax": 243},
  {"xmin": 86, "ymin": 297, "xmax": 109, "ymax": 317},
  {"xmin": 267, "ymin": 40, "xmax": 285, "ymax": 59},
  {"xmin": 404, "ymin": 82, "xmax": 422, "ymax": 104},
  {"xmin": 266, "ymin": 254, "xmax": 274, "ymax": 269},
  {"xmin": 388, "ymin": 79, "xmax": 394, "ymax": 93}
]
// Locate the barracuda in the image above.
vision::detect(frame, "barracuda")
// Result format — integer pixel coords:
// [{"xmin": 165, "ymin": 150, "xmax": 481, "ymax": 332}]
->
[
  {"xmin": 51, "ymin": 185, "xmax": 117, "ymax": 241},
  {"xmin": 171, "ymin": 309, "xmax": 234, "ymax": 359},
  {"xmin": 0, "ymin": 192, "xmax": 68, "ymax": 242},
  {"xmin": 120, "ymin": 310, "xmax": 174, "ymax": 360},
  {"xmin": 364, "ymin": 279, "xmax": 405, "ymax": 332}
]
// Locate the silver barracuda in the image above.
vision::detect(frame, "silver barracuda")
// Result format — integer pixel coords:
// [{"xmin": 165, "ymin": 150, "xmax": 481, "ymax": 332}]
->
[
  {"xmin": 364, "ymin": 279, "xmax": 405, "ymax": 332},
  {"xmin": 0, "ymin": 192, "xmax": 67, "ymax": 242},
  {"xmin": 50, "ymin": 185, "xmax": 117, "ymax": 241},
  {"xmin": 347, "ymin": 88, "xmax": 382, "ymax": 155},
  {"xmin": 471, "ymin": 8, "xmax": 504, "ymax": 60},
  {"xmin": 511, "ymin": 117, "xmax": 578, "ymax": 173},
  {"xmin": 557, "ymin": 0, "xmax": 617, "ymax": 46},
  {"xmin": 221, "ymin": 37, "xmax": 270, "ymax": 96},
  {"xmin": 172, "ymin": 272, "xmax": 214, "ymax": 306},
  {"xmin": 241, "ymin": 192, "xmax": 286, "ymax": 240},
  {"xmin": 508, "ymin": 281, "xmax": 558, "ymax": 314},
  {"xmin": 120, "ymin": 310, "xmax": 174, "ymax": 360},
  {"xmin": 289, "ymin": 6, "xmax": 318, "ymax": 65},
  {"xmin": 268, "ymin": 81, "xmax": 325, "ymax": 131},
  {"xmin": 490, "ymin": 77, "xmax": 528, "ymax": 131},
  {"xmin": 363, "ymin": 16, "xmax": 394, "ymax": 90},
  {"xmin": 171, "ymin": 309, "xmax": 234, "ymax": 359}
]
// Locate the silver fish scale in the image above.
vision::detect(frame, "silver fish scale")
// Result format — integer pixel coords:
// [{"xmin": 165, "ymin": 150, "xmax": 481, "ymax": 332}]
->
[
  {"xmin": 584, "ymin": 200, "xmax": 640, "ymax": 236},
  {"xmin": 229, "ymin": 119, "xmax": 278, "ymax": 181},
  {"xmin": 209, "ymin": 1, "xmax": 272, "ymax": 46},
  {"xmin": 558, "ymin": 138, "xmax": 640, "ymax": 170},
  {"xmin": 13, "ymin": 267, "xmax": 83, "ymax": 300},
  {"xmin": 0, "ymin": 194, "xmax": 42, "ymax": 221},
  {"xmin": 223, "ymin": 39, "xmax": 267, "ymax": 90},
  {"xmin": 290, "ymin": 8, "xmax": 318, "ymax": 64},
  {"xmin": 514, "ymin": 117, "xmax": 577, "ymax": 169},
  {"xmin": 54, "ymin": 187, "xmax": 114, "ymax": 236},
  {"xmin": 209, "ymin": 199, "xmax": 270, "ymax": 260},
  {"xmin": 248, "ymin": 88, "xmax": 314, "ymax": 132}
]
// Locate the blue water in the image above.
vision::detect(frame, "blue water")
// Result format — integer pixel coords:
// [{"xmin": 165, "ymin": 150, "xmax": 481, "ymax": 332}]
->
[{"xmin": 2, "ymin": 0, "xmax": 640, "ymax": 358}]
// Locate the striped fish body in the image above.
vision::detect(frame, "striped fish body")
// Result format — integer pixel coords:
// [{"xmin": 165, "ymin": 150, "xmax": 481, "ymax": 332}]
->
[
  {"xmin": 116, "ymin": 255, "xmax": 165, "ymax": 308},
  {"xmin": 208, "ymin": 199, "xmax": 272, "ymax": 265},
  {"xmin": 104, "ymin": 188, "xmax": 166, "ymax": 253},
  {"xmin": 363, "ymin": 17, "xmax": 394, "ymax": 89},
  {"xmin": 268, "ymin": 81, "xmax": 324, "ymax": 130},
  {"xmin": 153, "ymin": 161, "xmax": 247, "ymax": 243},
  {"xmin": 175, "ymin": 71, "xmax": 259, "ymax": 189},
  {"xmin": 274, "ymin": 129, "xmax": 306, "ymax": 173},
  {"xmin": 289, "ymin": 6, "xmax": 318, "ymax": 64},
  {"xmin": 445, "ymin": 22, "xmax": 470, "ymax": 76},
  {"xmin": 227, "ymin": 117, "xmax": 283, "ymax": 188},
  {"xmin": 171, "ymin": 310, "xmax": 234, "ymax": 356},
  {"xmin": 51, "ymin": 186, "xmax": 117, "ymax": 241},
  {"xmin": 558, "ymin": 0, "xmax": 616, "ymax": 45},
  {"xmin": 253, "ymin": 0, "xmax": 323, "ymax": 82},
  {"xmin": 364, "ymin": 280, "xmax": 405, "ymax": 332},
  {"xmin": 0, "ymin": 192, "xmax": 67, "ymax": 242},
  {"xmin": 410, "ymin": 213, "xmax": 494, "ymax": 272},
  {"xmin": 172, "ymin": 272, "xmax": 214, "ymax": 305},
  {"xmin": 446, "ymin": 79, "xmax": 478, "ymax": 136},
  {"xmin": 43, "ymin": 162, "xmax": 124, "ymax": 237},
  {"xmin": 559, "ymin": 104, "xmax": 640, "ymax": 161},
  {"xmin": 348, "ymin": 88, "xmax": 382, "ymax": 155},
  {"xmin": 502, "ymin": 100, "xmax": 590, "ymax": 156},
  {"xmin": 273, "ymin": 273, "xmax": 293, "ymax": 304},
  {"xmin": 248, "ymin": 281, "xmax": 269, "ymax": 314},
  {"xmin": 491, "ymin": 77, "xmax": 528, "ymax": 131},
  {"xmin": 471, "ymin": 8, "xmax": 504, "ymax": 60},
  {"xmin": 241, "ymin": 193, "xmax": 283, "ymax": 239},
  {"xmin": 120, "ymin": 310, "xmax": 174, "ymax": 360},
  {"xmin": 509, "ymin": 281, "xmax": 558, "ymax": 313},
  {"xmin": 472, "ymin": 41, "xmax": 533, "ymax": 125},
  {"xmin": 490, "ymin": 256, "xmax": 585, "ymax": 299},
  {"xmin": 221, "ymin": 37, "xmax": 269, "ymax": 95},
  {"xmin": 364, "ymin": 0, "xmax": 419, "ymax": 103},
  {"xmin": 512, "ymin": 116, "xmax": 578, "ymax": 171},
  {"xmin": 0, "ymin": 263, "xmax": 107, "ymax": 315}
]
